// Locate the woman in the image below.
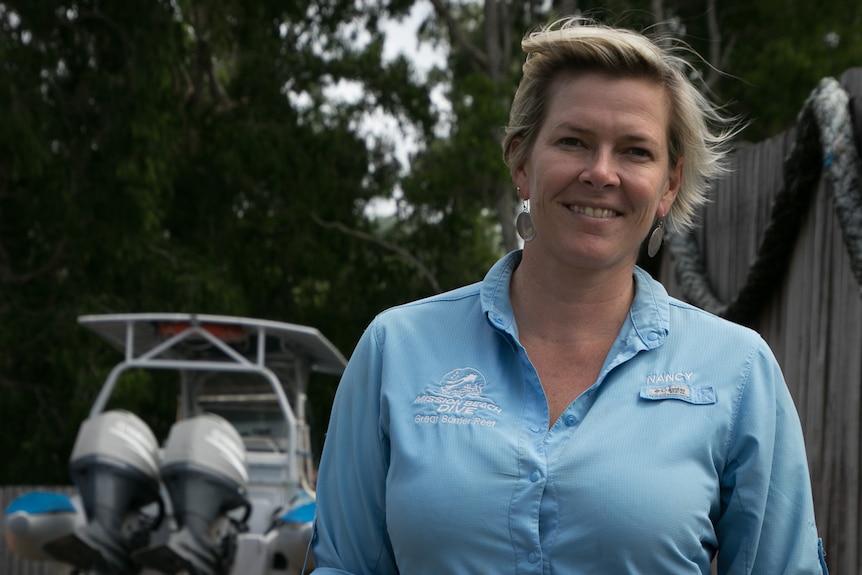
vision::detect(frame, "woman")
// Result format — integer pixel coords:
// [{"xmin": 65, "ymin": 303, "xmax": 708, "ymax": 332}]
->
[{"xmin": 311, "ymin": 17, "xmax": 828, "ymax": 574}]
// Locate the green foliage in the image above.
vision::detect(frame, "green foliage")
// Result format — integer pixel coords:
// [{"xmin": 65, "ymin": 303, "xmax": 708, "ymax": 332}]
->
[
  {"xmin": 716, "ymin": 0, "xmax": 862, "ymax": 140},
  {"xmin": 0, "ymin": 0, "xmax": 437, "ymax": 482},
  {"xmin": 1, "ymin": 0, "xmax": 857, "ymax": 483}
]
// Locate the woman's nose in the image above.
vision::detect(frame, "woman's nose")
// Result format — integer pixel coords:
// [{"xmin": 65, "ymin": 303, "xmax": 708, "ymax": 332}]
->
[{"xmin": 578, "ymin": 151, "xmax": 620, "ymax": 189}]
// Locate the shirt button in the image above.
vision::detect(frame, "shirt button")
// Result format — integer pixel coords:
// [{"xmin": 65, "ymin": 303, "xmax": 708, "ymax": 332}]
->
[
  {"xmin": 530, "ymin": 470, "xmax": 541, "ymax": 482},
  {"xmin": 530, "ymin": 424, "xmax": 541, "ymax": 433},
  {"xmin": 647, "ymin": 331, "xmax": 660, "ymax": 341},
  {"xmin": 564, "ymin": 415, "xmax": 577, "ymax": 426},
  {"xmin": 528, "ymin": 551, "xmax": 539, "ymax": 563}
]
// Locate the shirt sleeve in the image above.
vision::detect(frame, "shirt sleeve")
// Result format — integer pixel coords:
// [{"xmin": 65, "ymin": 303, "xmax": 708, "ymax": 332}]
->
[
  {"xmin": 715, "ymin": 339, "xmax": 827, "ymax": 574},
  {"xmin": 311, "ymin": 320, "xmax": 398, "ymax": 575}
]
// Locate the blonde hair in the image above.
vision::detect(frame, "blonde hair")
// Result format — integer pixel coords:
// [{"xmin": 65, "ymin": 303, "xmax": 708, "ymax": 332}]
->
[{"xmin": 502, "ymin": 17, "xmax": 737, "ymax": 233}]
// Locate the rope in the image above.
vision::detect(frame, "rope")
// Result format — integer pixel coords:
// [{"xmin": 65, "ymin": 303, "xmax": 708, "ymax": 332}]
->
[{"xmin": 666, "ymin": 78, "xmax": 862, "ymax": 326}]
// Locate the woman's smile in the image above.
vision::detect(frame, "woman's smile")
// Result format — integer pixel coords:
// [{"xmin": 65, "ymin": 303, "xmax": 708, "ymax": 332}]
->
[
  {"xmin": 565, "ymin": 204, "xmax": 620, "ymax": 219},
  {"xmin": 513, "ymin": 71, "xmax": 682, "ymax": 273}
]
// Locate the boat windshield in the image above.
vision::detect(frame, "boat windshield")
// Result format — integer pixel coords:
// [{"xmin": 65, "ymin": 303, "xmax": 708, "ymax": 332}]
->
[{"xmin": 192, "ymin": 371, "xmax": 293, "ymax": 453}]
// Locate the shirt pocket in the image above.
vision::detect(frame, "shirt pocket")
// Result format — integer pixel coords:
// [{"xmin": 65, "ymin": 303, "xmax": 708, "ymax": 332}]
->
[{"xmin": 639, "ymin": 384, "xmax": 716, "ymax": 405}]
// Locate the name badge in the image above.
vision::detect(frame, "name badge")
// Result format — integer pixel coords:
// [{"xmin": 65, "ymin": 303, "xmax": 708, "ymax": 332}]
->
[{"xmin": 640, "ymin": 384, "xmax": 716, "ymax": 405}]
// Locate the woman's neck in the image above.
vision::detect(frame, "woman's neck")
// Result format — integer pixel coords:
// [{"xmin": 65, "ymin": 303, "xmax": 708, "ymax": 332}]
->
[{"xmin": 510, "ymin": 252, "xmax": 636, "ymax": 344}]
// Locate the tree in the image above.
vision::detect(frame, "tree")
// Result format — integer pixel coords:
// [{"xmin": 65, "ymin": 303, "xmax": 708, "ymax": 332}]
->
[
  {"xmin": 398, "ymin": 0, "xmax": 862, "ymax": 266},
  {"xmin": 0, "ymin": 0, "xmax": 443, "ymax": 482},
  {"xmin": 2, "ymin": 0, "xmax": 858, "ymax": 483},
  {"xmin": 710, "ymin": 0, "xmax": 862, "ymax": 141}
]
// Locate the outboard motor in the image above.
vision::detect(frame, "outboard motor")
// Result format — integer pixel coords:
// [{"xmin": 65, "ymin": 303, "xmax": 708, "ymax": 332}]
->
[
  {"xmin": 43, "ymin": 409, "xmax": 163, "ymax": 573},
  {"xmin": 135, "ymin": 413, "xmax": 251, "ymax": 575}
]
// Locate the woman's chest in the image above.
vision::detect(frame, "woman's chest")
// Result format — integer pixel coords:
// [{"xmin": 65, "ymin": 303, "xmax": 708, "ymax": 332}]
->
[{"xmin": 383, "ymin": 366, "xmax": 729, "ymax": 571}]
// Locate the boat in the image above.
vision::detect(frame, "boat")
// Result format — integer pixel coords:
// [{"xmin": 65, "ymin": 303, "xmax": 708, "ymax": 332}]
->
[{"xmin": 3, "ymin": 313, "xmax": 347, "ymax": 575}]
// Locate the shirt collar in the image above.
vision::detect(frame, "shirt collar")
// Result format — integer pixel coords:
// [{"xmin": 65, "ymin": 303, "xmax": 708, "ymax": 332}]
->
[
  {"xmin": 480, "ymin": 250, "xmax": 670, "ymax": 349},
  {"xmin": 629, "ymin": 265, "xmax": 670, "ymax": 350},
  {"xmin": 480, "ymin": 250, "xmax": 521, "ymax": 334}
]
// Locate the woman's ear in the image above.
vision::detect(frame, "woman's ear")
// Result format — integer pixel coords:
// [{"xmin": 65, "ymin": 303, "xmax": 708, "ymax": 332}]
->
[
  {"xmin": 659, "ymin": 156, "xmax": 683, "ymax": 213},
  {"xmin": 508, "ymin": 137, "xmax": 529, "ymax": 200}
]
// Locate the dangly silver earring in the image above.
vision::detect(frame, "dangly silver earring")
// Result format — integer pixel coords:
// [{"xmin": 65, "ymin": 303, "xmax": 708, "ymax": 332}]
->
[
  {"xmin": 647, "ymin": 216, "xmax": 665, "ymax": 258},
  {"xmin": 516, "ymin": 191, "xmax": 536, "ymax": 242}
]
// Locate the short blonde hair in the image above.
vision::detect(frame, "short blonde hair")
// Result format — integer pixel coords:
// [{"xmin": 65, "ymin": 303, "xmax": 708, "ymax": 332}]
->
[{"xmin": 502, "ymin": 17, "xmax": 737, "ymax": 233}]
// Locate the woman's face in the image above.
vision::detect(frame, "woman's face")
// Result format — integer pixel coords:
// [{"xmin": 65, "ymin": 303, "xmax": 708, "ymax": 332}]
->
[{"xmin": 513, "ymin": 72, "xmax": 682, "ymax": 275}]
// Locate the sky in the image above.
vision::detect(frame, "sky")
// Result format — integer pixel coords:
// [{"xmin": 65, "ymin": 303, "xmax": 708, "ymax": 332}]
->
[
  {"xmin": 338, "ymin": 2, "xmax": 450, "ymax": 217},
  {"xmin": 380, "ymin": 2, "xmax": 446, "ymax": 78}
]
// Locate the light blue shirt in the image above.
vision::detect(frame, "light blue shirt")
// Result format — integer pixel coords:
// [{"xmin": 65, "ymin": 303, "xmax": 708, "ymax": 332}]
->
[{"xmin": 312, "ymin": 251, "xmax": 827, "ymax": 574}]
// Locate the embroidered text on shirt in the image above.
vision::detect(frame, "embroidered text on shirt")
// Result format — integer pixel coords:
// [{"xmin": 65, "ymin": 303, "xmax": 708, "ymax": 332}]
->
[
  {"xmin": 412, "ymin": 367, "xmax": 503, "ymax": 428},
  {"xmin": 646, "ymin": 372, "xmax": 693, "ymax": 384},
  {"xmin": 647, "ymin": 385, "xmax": 691, "ymax": 399}
]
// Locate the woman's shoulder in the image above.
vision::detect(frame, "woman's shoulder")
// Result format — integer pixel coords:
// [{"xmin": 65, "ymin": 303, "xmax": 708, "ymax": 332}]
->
[
  {"xmin": 373, "ymin": 281, "xmax": 484, "ymax": 326},
  {"xmin": 662, "ymin": 297, "xmax": 786, "ymax": 402},
  {"xmin": 666, "ymin": 295, "xmax": 767, "ymax": 349},
  {"xmin": 634, "ymin": 267, "xmax": 766, "ymax": 350}
]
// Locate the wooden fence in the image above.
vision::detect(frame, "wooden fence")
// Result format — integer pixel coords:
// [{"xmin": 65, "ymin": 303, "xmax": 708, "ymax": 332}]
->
[{"xmin": 660, "ymin": 68, "xmax": 862, "ymax": 574}]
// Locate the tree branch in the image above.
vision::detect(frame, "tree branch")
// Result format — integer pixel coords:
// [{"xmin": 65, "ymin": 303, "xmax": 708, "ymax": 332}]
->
[
  {"xmin": 0, "ymin": 238, "xmax": 67, "ymax": 286},
  {"xmin": 311, "ymin": 214, "xmax": 442, "ymax": 293},
  {"xmin": 704, "ymin": 0, "xmax": 736, "ymax": 91},
  {"xmin": 428, "ymin": 0, "xmax": 488, "ymax": 72}
]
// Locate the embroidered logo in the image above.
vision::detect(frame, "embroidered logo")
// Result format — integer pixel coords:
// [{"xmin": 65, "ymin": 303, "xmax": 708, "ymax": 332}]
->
[
  {"xmin": 413, "ymin": 367, "xmax": 502, "ymax": 427},
  {"xmin": 438, "ymin": 368, "xmax": 486, "ymax": 398}
]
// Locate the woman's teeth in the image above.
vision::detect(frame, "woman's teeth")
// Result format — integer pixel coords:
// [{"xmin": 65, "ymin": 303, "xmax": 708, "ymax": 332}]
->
[{"xmin": 568, "ymin": 205, "xmax": 616, "ymax": 218}]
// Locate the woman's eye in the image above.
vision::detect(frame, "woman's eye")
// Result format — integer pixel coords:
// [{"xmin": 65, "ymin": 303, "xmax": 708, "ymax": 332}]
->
[
  {"xmin": 628, "ymin": 147, "xmax": 651, "ymax": 158},
  {"xmin": 560, "ymin": 137, "xmax": 583, "ymax": 147}
]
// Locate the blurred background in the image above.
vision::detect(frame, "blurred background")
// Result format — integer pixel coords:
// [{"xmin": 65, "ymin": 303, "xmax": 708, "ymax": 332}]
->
[{"xmin": 0, "ymin": 0, "xmax": 859, "ymax": 489}]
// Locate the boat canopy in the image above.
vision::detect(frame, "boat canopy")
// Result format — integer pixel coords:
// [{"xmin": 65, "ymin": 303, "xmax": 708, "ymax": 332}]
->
[{"xmin": 78, "ymin": 313, "xmax": 347, "ymax": 376}]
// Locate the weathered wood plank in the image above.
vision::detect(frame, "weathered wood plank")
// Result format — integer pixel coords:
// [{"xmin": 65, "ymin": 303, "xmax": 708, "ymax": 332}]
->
[{"xmin": 662, "ymin": 67, "xmax": 862, "ymax": 574}]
